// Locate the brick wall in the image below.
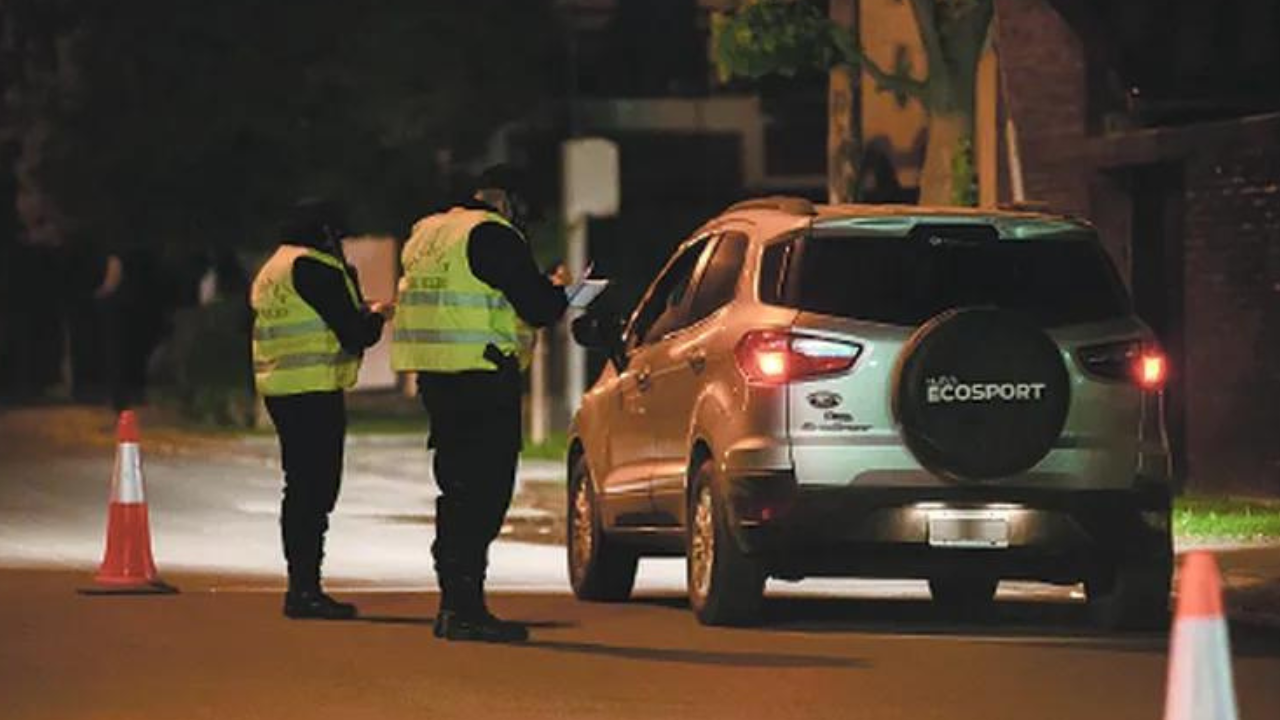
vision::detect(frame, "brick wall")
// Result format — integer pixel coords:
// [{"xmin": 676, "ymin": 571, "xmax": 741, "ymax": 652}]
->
[{"xmin": 1183, "ymin": 150, "xmax": 1280, "ymax": 492}]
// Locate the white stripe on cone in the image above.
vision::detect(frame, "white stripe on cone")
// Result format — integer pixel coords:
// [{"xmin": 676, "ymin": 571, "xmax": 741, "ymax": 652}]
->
[
  {"xmin": 1164, "ymin": 551, "xmax": 1239, "ymax": 720},
  {"xmin": 1164, "ymin": 617, "xmax": 1239, "ymax": 720},
  {"xmin": 111, "ymin": 442, "xmax": 145, "ymax": 504}
]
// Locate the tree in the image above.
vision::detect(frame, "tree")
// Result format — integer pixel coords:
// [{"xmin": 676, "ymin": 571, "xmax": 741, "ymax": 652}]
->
[
  {"xmin": 712, "ymin": 0, "xmax": 993, "ymax": 206},
  {"xmin": 0, "ymin": 0, "xmax": 562, "ymax": 252}
]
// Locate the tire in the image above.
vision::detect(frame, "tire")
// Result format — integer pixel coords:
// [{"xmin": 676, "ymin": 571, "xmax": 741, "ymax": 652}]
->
[
  {"xmin": 893, "ymin": 308, "xmax": 1071, "ymax": 481},
  {"xmin": 567, "ymin": 454, "xmax": 638, "ymax": 602},
  {"xmin": 1086, "ymin": 545, "xmax": 1172, "ymax": 632},
  {"xmin": 686, "ymin": 458, "xmax": 765, "ymax": 626},
  {"xmin": 928, "ymin": 577, "xmax": 999, "ymax": 618}
]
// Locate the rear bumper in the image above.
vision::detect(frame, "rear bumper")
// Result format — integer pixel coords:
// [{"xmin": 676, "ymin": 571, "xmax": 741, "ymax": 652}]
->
[{"xmin": 724, "ymin": 472, "xmax": 1171, "ymax": 583}]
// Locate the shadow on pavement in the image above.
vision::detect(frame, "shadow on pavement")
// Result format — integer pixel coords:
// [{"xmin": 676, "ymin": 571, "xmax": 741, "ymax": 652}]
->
[
  {"xmin": 358, "ymin": 615, "xmax": 436, "ymax": 626},
  {"xmin": 633, "ymin": 593, "xmax": 1163, "ymax": 646},
  {"xmin": 358, "ymin": 615, "xmax": 579, "ymax": 631},
  {"xmin": 762, "ymin": 596, "xmax": 1099, "ymax": 636},
  {"xmin": 518, "ymin": 639, "xmax": 868, "ymax": 669}
]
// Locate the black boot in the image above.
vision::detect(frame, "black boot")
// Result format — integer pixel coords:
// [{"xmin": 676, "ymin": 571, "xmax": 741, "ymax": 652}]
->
[
  {"xmin": 433, "ymin": 609, "xmax": 529, "ymax": 642},
  {"xmin": 283, "ymin": 525, "xmax": 355, "ymax": 619},
  {"xmin": 284, "ymin": 583, "xmax": 357, "ymax": 621},
  {"xmin": 433, "ymin": 576, "xmax": 528, "ymax": 643}
]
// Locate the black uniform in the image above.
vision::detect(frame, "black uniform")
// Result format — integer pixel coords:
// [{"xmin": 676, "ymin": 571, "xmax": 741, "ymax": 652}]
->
[
  {"xmin": 263, "ymin": 240, "xmax": 384, "ymax": 601},
  {"xmin": 417, "ymin": 200, "xmax": 567, "ymax": 617}
]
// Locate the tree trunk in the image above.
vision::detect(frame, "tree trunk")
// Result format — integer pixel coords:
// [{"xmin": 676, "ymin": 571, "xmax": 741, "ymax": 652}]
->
[
  {"xmin": 908, "ymin": 0, "xmax": 992, "ymax": 207},
  {"xmin": 828, "ymin": 64, "xmax": 861, "ymax": 203},
  {"xmin": 827, "ymin": 0, "xmax": 860, "ymax": 203},
  {"xmin": 918, "ymin": 110, "xmax": 974, "ymax": 206}
]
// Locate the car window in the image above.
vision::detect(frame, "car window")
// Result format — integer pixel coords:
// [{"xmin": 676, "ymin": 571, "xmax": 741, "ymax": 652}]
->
[
  {"xmin": 757, "ymin": 235, "xmax": 795, "ymax": 304},
  {"xmin": 685, "ymin": 231, "xmax": 748, "ymax": 325},
  {"xmin": 627, "ymin": 237, "xmax": 711, "ymax": 349},
  {"xmin": 772, "ymin": 232, "xmax": 1131, "ymax": 327}
]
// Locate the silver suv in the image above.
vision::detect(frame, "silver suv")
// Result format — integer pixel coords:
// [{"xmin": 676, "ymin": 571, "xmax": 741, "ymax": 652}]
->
[{"xmin": 568, "ymin": 198, "xmax": 1173, "ymax": 630}]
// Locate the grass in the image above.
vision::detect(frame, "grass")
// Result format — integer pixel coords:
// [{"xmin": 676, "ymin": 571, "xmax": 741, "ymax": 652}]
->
[
  {"xmin": 1175, "ymin": 495, "xmax": 1280, "ymax": 542},
  {"xmin": 346, "ymin": 409, "xmax": 427, "ymax": 435},
  {"xmin": 522, "ymin": 430, "xmax": 569, "ymax": 461}
]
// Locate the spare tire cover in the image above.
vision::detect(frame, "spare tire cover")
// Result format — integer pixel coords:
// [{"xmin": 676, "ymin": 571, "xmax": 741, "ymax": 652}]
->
[{"xmin": 893, "ymin": 308, "xmax": 1070, "ymax": 481}]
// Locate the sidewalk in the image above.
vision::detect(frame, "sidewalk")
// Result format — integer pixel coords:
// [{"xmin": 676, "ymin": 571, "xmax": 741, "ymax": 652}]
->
[{"xmin": 2, "ymin": 405, "xmax": 1278, "ymax": 628}]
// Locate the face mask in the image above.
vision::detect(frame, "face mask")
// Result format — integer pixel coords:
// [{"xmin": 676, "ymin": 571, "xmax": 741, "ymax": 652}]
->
[{"xmin": 507, "ymin": 194, "xmax": 530, "ymax": 233}]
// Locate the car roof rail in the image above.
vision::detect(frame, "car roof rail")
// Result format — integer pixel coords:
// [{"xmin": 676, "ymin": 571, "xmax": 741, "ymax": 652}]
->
[{"xmin": 723, "ymin": 196, "xmax": 818, "ymax": 216}]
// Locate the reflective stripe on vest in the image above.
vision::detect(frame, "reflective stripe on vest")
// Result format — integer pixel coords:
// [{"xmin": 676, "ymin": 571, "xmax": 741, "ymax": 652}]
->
[
  {"xmin": 391, "ymin": 208, "xmax": 534, "ymax": 372},
  {"xmin": 393, "ymin": 329, "xmax": 517, "ymax": 345},
  {"xmin": 250, "ymin": 246, "xmax": 361, "ymax": 396},
  {"xmin": 399, "ymin": 288, "xmax": 511, "ymax": 310}
]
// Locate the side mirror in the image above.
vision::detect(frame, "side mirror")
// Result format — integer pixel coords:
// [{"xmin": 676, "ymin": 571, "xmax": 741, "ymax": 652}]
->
[
  {"xmin": 572, "ymin": 313, "xmax": 626, "ymax": 369},
  {"xmin": 571, "ymin": 312, "xmax": 621, "ymax": 349}
]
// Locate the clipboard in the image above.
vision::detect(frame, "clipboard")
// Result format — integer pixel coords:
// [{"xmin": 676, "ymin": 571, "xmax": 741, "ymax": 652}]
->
[{"xmin": 567, "ymin": 278, "xmax": 609, "ymax": 308}]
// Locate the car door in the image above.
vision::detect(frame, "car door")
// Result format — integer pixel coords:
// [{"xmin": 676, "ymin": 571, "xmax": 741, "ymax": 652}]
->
[
  {"xmin": 599, "ymin": 239, "xmax": 709, "ymax": 525},
  {"xmin": 648, "ymin": 231, "xmax": 750, "ymax": 525},
  {"xmin": 609, "ymin": 237, "xmax": 713, "ymax": 523}
]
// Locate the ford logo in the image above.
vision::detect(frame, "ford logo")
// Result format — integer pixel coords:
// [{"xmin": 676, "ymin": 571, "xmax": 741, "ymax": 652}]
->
[{"xmin": 807, "ymin": 391, "xmax": 843, "ymax": 409}]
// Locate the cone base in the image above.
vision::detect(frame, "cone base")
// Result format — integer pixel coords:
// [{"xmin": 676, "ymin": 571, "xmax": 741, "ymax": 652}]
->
[{"xmin": 78, "ymin": 580, "xmax": 180, "ymax": 596}]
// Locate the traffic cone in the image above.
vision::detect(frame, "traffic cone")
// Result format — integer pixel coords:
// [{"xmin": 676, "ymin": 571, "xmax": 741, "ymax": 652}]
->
[
  {"xmin": 82, "ymin": 411, "xmax": 176, "ymax": 594},
  {"xmin": 1163, "ymin": 551, "xmax": 1237, "ymax": 720}
]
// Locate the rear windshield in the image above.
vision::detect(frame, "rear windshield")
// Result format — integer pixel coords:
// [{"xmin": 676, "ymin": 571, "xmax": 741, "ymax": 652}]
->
[{"xmin": 768, "ymin": 233, "xmax": 1131, "ymax": 327}]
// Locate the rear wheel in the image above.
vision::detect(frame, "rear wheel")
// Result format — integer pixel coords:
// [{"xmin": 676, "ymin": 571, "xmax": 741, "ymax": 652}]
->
[
  {"xmin": 1086, "ymin": 536, "xmax": 1172, "ymax": 632},
  {"xmin": 687, "ymin": 459, "xmax": 765, "ymax": 626},
  {"xmin": 928, "ymin": 577, "xmax": 999, "ymax": 618},
  {"xmin": 567, "ymin": 454, "xmax": 637, "ymax": 602}
]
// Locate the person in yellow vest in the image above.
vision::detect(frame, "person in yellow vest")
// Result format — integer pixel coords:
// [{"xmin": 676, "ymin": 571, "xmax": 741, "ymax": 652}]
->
[
  {"xmin": 393, "ymin": 165, "xmax": 569, "ymax": 642},
  {"xmin": 251, "ymin": 198, "xmax": 394, "ymax": 620}
]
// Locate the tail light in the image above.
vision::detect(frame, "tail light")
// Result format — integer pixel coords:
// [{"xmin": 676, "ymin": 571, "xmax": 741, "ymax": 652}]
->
[
  {"xmin": 1077, "ymin": 340, "xmax": 1166, "ymax": 390},
  {"xmin": 735, "ymin": 330, "xmax": 862, "ymax": 384}
]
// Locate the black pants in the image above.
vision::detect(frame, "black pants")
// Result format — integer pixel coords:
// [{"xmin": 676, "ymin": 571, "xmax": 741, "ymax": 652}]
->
[
  {"xmin": 264, "ymin": 391, "xmax": 346, "ymax": 592},
  {"xmin": 417, "ymin": 369, "xmax": 521, "ymax": 604}
]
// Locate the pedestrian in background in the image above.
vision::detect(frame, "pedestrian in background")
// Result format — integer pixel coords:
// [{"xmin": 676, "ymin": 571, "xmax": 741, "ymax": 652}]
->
[
  {"xmin": 250, "ymin": 198, "xmax": 394, "ymax": 620},
  {"xmin": 392, "ymin": 165, "xmax": 568, "ymax": 642}
]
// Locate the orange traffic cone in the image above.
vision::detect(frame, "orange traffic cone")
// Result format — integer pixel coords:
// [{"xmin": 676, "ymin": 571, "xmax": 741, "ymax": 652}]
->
[
  {"xmin": 1163, "ymin": 551, "xmax": 1237, "ymax": 720},
  {"xmin": 82, "ymin": 411, "xmax": 176, "ymax": 594}
]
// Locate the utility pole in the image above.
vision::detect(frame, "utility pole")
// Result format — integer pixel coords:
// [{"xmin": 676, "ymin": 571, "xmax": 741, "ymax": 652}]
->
[{"xmin": 561, "ymin": 138, "xmax": 618, "ymax": 417}]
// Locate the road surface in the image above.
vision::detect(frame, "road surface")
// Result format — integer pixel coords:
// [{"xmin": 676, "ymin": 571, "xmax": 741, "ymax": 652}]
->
[{"xmin": 2, "ymin": 408, "xmax": 1278, "ymax": 719}]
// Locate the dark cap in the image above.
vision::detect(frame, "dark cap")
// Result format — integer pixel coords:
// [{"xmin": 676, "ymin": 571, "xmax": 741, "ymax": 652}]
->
[
  {"xmin": 280, "ymin": 197, "xmax": 350, "ymax": 248},
  {"xmin": 474, "ymin": 164, "xmax": 530, "ymax": 198}
]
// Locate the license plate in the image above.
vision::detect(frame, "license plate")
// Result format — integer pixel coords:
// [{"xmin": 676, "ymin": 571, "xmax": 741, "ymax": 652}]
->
[{"xmin": 927, "ymin": 509, "xmax": 1010, "ymax": 549}]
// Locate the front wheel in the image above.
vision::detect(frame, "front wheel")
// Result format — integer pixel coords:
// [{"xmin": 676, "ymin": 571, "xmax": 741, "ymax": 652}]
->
[
  {"xmin": 567, "ymin": 454, "xmax": 638, "ymax": 602},
  {"xmin": 687, "ymin": 459, "xmax": 765, "ymax": 626}
]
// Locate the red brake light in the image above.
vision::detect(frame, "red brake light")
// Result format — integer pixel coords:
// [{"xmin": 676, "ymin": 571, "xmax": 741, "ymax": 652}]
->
[
  {"xmin": 1137, "ymin": 352, "xmax": 1166, "ymax": 389},
  {"xmin": 735, "ymin": 330, "xmax": 861, "ymax": 384},
  {"xmin": 1078, "ymin": 340, "xmax": 1166, "ymax": 389}
]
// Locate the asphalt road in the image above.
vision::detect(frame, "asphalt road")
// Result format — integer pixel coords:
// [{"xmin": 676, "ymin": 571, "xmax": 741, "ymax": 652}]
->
[
  {"xmin": 4, "ymin": 569, "xmax": 1280, "ymax": 720},
  {"xmin": 3, "ymin": 407, "xmax": 1279, "ymax": 719}
]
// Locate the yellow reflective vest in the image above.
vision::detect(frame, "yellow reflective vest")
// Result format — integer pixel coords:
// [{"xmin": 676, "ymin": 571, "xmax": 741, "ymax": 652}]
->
[
  {"xmin": 250, "ymin": 245, "xmax": 361, "ymax": 396},
  {"xmin": 391, "ymin": 207, "xmax": 534, "ymax": 372}
]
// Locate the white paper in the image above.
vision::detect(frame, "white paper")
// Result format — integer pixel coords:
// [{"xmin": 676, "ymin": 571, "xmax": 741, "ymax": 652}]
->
[{"xmin": 566, "ymin": 279, "xmax": 609, "ymax": 308}]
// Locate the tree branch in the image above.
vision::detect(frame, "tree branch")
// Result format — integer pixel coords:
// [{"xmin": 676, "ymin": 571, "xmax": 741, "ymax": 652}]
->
[
  {"xmin": 830, "ymin": 27, "xmax": 927, "ymax": 101},
  {"xmin": 907, "ymin": 0, "xmax": 947, "ymax": 78},
  {"xmin": 966, "ymin": 0, "xmax": 996, "ymax": 69}
]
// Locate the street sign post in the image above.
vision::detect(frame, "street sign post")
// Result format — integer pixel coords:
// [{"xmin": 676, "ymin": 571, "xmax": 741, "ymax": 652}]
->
[{"xmin": 529, "ymin": 138, "xmax": 619, "ymax": 444}]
